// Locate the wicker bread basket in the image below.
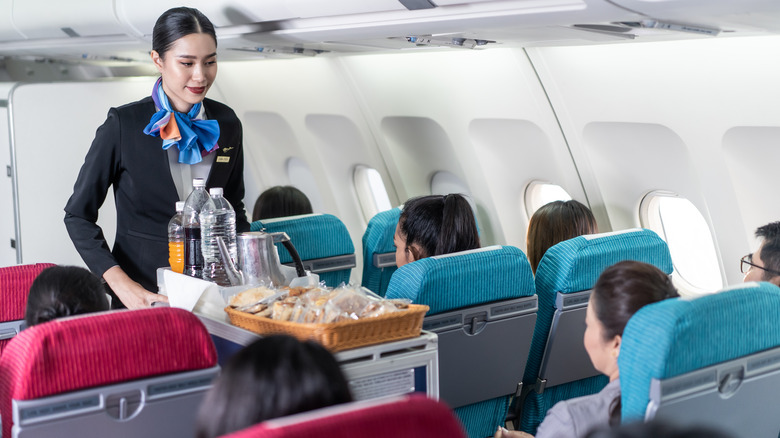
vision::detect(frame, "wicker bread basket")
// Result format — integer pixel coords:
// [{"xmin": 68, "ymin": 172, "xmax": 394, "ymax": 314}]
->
[{"xmin": 225, "ymin": 304, "xmax": 429, "ymax": 352}]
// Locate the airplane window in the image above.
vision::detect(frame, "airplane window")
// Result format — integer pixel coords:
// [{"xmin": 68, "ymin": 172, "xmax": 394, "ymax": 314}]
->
[
  {"xmin": 640, "ymin": 192, "xmax": 723, "ymax": 296},
  {"xmin": 286, "ymin": 157, "xmax": 324, "ymax": 212},
  {"xmin": 524, "ymin": 181, "xmax": 572, "ymax": 218},
  {"xmin": 354, "ymin": 165, "xmax": 392, "ymax": 221}
]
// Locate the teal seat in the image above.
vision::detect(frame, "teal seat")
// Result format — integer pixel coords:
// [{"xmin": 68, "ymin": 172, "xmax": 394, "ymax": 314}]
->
[
  {"xmin": 386, "ymin": 245, "xmax": 537, "ymax": 438},
  {"xmin": 518, "ymin": 228, "xmax": 673, "ymax": 434},
  {"xmin": 360, "ymin": 207, "xmax": 401, "ymax": 297},
  {"xmin": 250, "ymin": 214, "xmax": 355, "ymax": 287},
  {"xmin": 620, "ymin": 282, "xmax": 780, "ymax": 437}
]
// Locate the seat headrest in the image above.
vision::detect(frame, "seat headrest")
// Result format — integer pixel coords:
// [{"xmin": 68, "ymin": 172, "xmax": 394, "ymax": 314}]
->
[
  {"xmin": 619, "ymin": 281, "xmax": 780, "ymax": 422},
  {"xmin": 385, "ymin": 245, "xmax": 535, "ymax": 315},
  {"xmin": 0, "ymin": 307, "xmax": 216, "ymax": 402},
  {"xmin": 536, "ymin": 228, "xmax": 673, "ymax": 294},
  {"xmin": 361, "ymin": 207, "xmax": 402, "ymax": 256},
  {"xmin": 0, "ymin": 263, "xmax": 57, "ymax": 321},
  {"xmin": 220, "ymin": 394, "xmax": 466, "ymax": 438},
  {"xmin": 250, "ymin": 214, "xmax": 355, "ymax": 263}
]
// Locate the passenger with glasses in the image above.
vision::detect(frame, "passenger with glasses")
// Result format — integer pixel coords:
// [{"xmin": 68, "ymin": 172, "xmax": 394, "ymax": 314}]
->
[{"xmin": 742, "ymin": 222, "xmax": 780, "ymax": 286}]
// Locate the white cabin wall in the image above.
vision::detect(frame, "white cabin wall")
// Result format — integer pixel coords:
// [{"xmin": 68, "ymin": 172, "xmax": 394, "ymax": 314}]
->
[
  {"xmin": 526, "ymin": 35, "xmax": 780, "ymax": 286},
  {"xmin": 0, "ymin": 83, "xmax": 18, "ymax": 266},
  {"xmin": 213, "ymin": 58, "xmax": 401, "ymax": 284},
  {"xmin": 337, "ymin": 49, "xmax": 587, "ymax": 250}
]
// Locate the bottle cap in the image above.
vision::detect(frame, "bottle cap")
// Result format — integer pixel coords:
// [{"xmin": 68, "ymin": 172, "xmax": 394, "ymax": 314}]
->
[
  {"xmin": 209, "ymin": 187, "xmax": 224, "ymax": 196},
  {"xmin": 175, "ymin": 201, "xmax": 185, "ymax": 212},
  {"xmin": 192, "ymin": 178, "xmax": 206, "ymax": 187}
]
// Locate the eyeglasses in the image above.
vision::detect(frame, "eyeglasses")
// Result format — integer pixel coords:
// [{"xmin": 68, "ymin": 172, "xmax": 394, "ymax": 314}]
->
[{"xmin": 740, "ymin": 254, "xmax": 780, "ymax": 276}]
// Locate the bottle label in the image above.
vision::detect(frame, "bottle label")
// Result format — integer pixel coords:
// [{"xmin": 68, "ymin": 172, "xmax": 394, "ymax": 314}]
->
[{"xmin": 184, "ymin": 225, "xmax": 203, "ymax": 277}]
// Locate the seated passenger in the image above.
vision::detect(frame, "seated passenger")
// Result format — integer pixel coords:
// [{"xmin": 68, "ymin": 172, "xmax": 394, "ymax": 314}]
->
[
  {"xmin": 195, "ymin": 335, "xmax": 353, "ymax": 438},
  {"xmin": 742, "ymin": 221, "xmax": 780, "ymax": 286},
  {"xmin": 252, "ymin": 185, "xmax": 313, "ymax": 221},
  {"xmin": 393, "ymin": 194, "xmax": 480, "ymax": 268},
  {"xmin": 526, "ymin": 200, "xmax": 598, "ymax": 274},
  {"xmin": 497, "ymin": 261, "xmax": 679, "ymax": 438},
  {"xmin": 25, "ymin": 265, "xmax": 109, "ymax": 327}
]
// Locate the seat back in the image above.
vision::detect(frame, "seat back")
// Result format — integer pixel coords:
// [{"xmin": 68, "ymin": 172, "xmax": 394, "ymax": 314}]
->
[
  {"xmin": 219, "ymin": 394, "xmax": 467, "ymax": 438},
  {"xmin": 386, "ymin": 245, "xmax": 536, "ymax": 438},
  {"xmin": 519, "ymin": 228, "xmax": 673, "ymax": 433},
  {"xmin": 620, "ymin": 282, "xmax": 780, "ymax": 438},
  {"xmin": 251, "ymin": 214, "xmax": 356, "ymax": 287},
  {"xmin": 0, "ymin": 307, "xmax": 218, "ymax": 438},
  {"xmin": 0, "ymin": 263, "xmax": 56, "ymax": 354},
  {"xmin": 360, "ymin": 207, "xmax": 401, "ymax": 297}
]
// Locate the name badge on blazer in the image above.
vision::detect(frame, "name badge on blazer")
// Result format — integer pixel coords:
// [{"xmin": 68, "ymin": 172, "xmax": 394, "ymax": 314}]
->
[{"xmin": 216, "ymin": 156, "xmax": 230, "ymax": 163}]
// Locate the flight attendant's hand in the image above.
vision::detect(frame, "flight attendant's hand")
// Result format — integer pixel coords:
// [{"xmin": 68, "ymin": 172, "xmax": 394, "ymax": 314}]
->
[{"xmin": 103, "ymin": 265, "xmax": 169, "ymax": 309}]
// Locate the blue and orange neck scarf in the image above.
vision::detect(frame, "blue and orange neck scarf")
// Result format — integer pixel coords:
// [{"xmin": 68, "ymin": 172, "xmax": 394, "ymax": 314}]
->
[{"xmin": 143, "ymin": 77, "xmax": 220, "ymax": 164}]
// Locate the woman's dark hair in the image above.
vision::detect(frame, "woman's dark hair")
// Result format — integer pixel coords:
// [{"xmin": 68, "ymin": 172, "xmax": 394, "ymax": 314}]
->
[
  {"xmin": 252, "ymin": 186, "xmax": 314, "ymax": 221},
  {"xmin": 195, "ymin": 335, "xmax": 353, "ymax": 438},
  {"xmin": 591, "ymin": 261, "xmax": 679, "ymax": 426},
  {"xmin": 24, "ymin": 266, "xmax": 109, "ymax": 327},
  {"xmin": 398, "ymin": 194, "xmax": 480, "ymax": 261},
  {"xmin": 152, "ymin": 7, "xmax": 217, "ymax": 58},
  {"xmin": 527, "ymin": 200, "xmax": 598, "ymax": 273}
]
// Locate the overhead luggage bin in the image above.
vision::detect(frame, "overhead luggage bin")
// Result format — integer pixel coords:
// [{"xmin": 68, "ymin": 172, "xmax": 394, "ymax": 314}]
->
[
  {"xmin": 608, "ymin": 0, "xmax": 780, "ymax": 34},
  {"xmin": 11, "ymin": 0, "xmax": 126, "ymax": 40}
]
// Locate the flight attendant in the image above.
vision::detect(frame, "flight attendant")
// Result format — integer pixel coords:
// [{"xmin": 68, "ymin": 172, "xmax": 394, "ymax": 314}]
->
[{"xmin": 65, "ymin": 7, "xmax": 249, "ymax": 309}]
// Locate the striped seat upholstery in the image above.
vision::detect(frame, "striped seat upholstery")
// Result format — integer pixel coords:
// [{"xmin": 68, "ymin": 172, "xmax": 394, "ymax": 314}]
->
[
  {"xmin": 220, "ymin": 394, "xmax": 467, "ymax": 438},
  {"xmin": 251, "ymin": 214, "xmax": 355, "ymax": 287},
  {"xmin": 0, "ymin": 307, "xmax": 218, "ymax": 437},
  {"xmin": 360, "ymin": 207, "xmax": 401, "ymax": 297},
  {"xmin": 620, "ymin": 282, "xmax": 780, "ymax": 434},
  {"xmin": 0, "ymin": 263, "xmax": 56, "ymax": 355},
  {"xmin": 519, "ymin": 228, "xmax": 673, "ymax": 434},
  {"xmin": 386, "ymin": 246, "xmax": 536, "ymax": 438}
]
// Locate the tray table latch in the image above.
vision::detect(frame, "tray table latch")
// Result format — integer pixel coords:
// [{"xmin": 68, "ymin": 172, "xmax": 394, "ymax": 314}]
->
[{"xmin": 462, "ymin": 311, "xmax": 487, "ymax": 336}]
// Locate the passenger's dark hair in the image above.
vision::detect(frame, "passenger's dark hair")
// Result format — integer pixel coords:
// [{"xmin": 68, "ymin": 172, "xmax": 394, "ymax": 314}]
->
[
  {"xmin": 755, "ymin": 222, "xmax": 780, "ymax": 281},
  {"xmin": 591, "ymin": 261, "xmax": 678, "ymax": 426},
  {"xmin": 152, "ymin": 7, "xmax": 217, "ymax": 58},
  {"xmin": 195, "ymin": 335, "xmax": 352, "ymax": 438},
  {"xmin": 586, "ymin": 419, "xmax": 734, "ymax": 438},
  {"xmin": 24, "ymin": 265, "xmax": 109, "ymax": 327},
  {"xmin": 398, "ymin": 194, "xmax": 480, "ymax": 261},
  {"xmin": 252, "ymin": 186, "xmax": 313, "ymax": 221},
  {"xmin": 527, "ymin": 200, "xmax": 598, "ymax": 274}
]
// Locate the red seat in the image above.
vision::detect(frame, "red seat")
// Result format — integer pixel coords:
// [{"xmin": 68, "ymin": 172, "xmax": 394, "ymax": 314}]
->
[
  {"xmin": 219, "ymin": 394, "xmax": 467, "ymax": 438},
  {"xmin": 0, "ymin": 307, "xmax": 218, "ymax": 437},
  {"xmin": 0, "ymin": 263, "xmax": 56, "ymax": 354}
]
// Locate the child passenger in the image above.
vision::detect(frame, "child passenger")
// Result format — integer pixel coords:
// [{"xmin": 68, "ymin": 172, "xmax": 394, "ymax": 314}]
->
[
  {"xmin": 393, "ymin": 194, "xmax": 480, "ymax": 268},
  {"xmin": 195, "ymin": 335, "xmax": 353, "ymax": 438},
  {"xmin": 526, "ymin": 200, "xmax": 598, "ymax": 274},
  {"xmin": 497, "ymin": 261, "xmax": 679, "ymax": 438},
  {"xmin": 25, "ymin": 265, "xmax": 109, "ymax": 327}
]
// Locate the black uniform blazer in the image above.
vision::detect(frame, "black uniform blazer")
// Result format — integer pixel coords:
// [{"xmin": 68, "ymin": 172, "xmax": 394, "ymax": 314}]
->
[{"xmin": 64, "ymin": 96, "xmax": 250, "ymax": 292}]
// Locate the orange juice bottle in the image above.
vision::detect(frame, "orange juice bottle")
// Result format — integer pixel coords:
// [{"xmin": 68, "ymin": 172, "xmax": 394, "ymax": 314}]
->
[{"xmin": 168, "ymin": 201, "xmax": 185, "ymax": 274}]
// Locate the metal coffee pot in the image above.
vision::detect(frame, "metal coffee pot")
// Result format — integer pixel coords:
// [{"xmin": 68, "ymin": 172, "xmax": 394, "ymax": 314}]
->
[{"xmin": 217, "ymin": 231, "xmax": 306, "ymax": 287}]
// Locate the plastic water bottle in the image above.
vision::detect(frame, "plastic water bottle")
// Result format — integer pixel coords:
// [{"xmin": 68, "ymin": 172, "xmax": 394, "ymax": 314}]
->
[
  {"xmin": 200, "ymin": 187, "xmax": 238, "ymax": 286},
  {"xmin": 183, "ymin": 178, "xmax": 211, "ymax": 278},
  {"xmin": 168, "ymin": 201, "xmax": 185, "ymax": 274}
]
